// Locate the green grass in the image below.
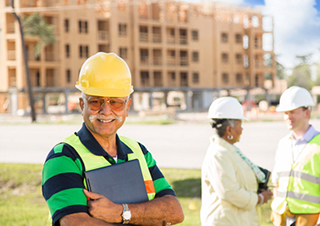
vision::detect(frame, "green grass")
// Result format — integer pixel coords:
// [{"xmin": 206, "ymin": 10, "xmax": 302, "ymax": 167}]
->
[
  {"xmin": 0, "ymin": 163, "xmax": 50, "ymax": 226},
  {"xmin": 0, "ymin": 163, "xmax": 273, "ymax": 226}
]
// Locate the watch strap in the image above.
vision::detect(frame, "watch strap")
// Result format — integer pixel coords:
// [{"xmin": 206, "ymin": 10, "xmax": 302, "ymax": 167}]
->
[{"xmin": 122, "ymin": 203, "xmax": 130, "ymax": 224}]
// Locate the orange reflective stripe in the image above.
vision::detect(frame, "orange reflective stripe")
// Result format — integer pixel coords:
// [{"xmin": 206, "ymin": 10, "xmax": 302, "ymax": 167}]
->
[{"xmin": 144, "ymin": 180, "xmax": 155, "ymax": 194}]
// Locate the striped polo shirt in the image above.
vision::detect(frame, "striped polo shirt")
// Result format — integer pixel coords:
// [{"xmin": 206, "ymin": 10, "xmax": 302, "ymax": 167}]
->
[{"xmin": 42, "ymin": 123, "xmax": 175, "ymax": 226}]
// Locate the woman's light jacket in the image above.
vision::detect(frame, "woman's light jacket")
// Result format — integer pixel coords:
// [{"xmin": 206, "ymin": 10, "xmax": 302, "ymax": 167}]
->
[{"xmin": 201, "ymin": 135, "xmax": 259, "ymax": 226}]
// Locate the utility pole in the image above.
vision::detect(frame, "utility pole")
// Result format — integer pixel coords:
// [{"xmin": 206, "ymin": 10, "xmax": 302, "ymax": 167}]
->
[{"xmin": 11, "ymin": 0, "xmax": 36, "ymax": 122}]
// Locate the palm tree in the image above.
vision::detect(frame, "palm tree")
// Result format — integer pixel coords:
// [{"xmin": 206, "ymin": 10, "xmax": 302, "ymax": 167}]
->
[
  {"xmin": 23, "ymin": 13, "xmax": 56, "ymax": 58},
  {"xmin": 11, "ymin": 2, "xmax": 57, "ymax": 122},
  {"xmin": 11, "ymin": 0, "xmax": 36, "ymax": 122}
]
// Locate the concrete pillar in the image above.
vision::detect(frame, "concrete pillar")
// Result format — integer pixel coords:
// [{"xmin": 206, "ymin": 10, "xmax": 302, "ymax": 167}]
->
[
  {"xmin": 265, "ymin": 89, "xmax": 270, "ymax": 106},
  {"xmin": 130, "ymin": 92, "xmax": 135, "ymax": 111},
  {"xmin": 42, "ymin": 93, "xmax": 47, "ymax": 114},
  {"xmin": 216, "ymin": 89, "xmax": 221, "ymax": 98},
  {"xmin": 185, "ymin": 90, "xmax": 193, "ymax": 111},
  {"xmin": 246, "ymin": 88, "xmax": 251, "ymax": 100},
  {"xmin": 227, "ymin": 89, "xmax": 231, "ymax": 96},
  {"xmin": 149, "ymin": 91, "xmax": 153, "ymax": 109},
  {"xmin": 9, "ymin": 88, "xmax": 18, "ymax": 115},
  {"xmin": 164, "ymin": 91, "xmax": 169, "ymax": 107},
  {"xmin": 65, "ymin": 89, "xmax": 70, "ymax": 114}
]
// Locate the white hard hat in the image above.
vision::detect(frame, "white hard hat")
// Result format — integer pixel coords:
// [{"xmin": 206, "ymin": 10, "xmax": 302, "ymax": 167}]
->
[
  {"xmin": 276, "ymin": 86, "xmax": 314, "ymax": 112},
  {"xmin": 207, "ymin": 97, "xmax": 248, "ymax": 120}
]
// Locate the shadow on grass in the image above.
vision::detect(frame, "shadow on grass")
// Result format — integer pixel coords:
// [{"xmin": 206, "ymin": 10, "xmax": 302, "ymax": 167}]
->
[{"xmin": 172, "ymin": 178, "xmax": 201, "ymax": 198}]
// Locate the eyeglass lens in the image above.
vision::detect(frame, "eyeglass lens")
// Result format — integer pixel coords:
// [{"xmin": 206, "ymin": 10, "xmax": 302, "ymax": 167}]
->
[{"xmin": 87, "ymin": 98, "xmax": 126, "ymax": 111}]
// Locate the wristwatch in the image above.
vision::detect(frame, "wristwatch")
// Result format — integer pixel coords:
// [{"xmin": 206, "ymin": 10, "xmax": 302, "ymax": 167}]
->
[{"xmin": 122, "ymin": 203, "xmax": 131, "ymax": 224}]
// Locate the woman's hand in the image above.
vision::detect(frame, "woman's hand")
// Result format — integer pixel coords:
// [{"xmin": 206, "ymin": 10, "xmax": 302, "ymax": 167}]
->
[{"xmin": 258, "ymin": 189, "xmax": 273, "ymax": 205}]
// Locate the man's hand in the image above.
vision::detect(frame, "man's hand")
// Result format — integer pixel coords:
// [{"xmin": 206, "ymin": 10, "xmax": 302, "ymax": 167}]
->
[
  {"xmin": 84, "ymin": 189, "xmax": 123, "ymax": 224},
  {"xmin": 84, "ymin": 190, "xmax": 184, "ymax": 226}
]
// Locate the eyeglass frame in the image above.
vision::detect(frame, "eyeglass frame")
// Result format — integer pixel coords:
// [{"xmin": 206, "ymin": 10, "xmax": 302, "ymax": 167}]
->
[{"xmin": 82, "ymin": 95, "xmax": 130, "ymax": 112}]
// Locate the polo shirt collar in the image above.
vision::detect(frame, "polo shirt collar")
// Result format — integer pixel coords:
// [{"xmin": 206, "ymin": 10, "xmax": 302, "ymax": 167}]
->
[
  {"xmin": 290, "ymin": 125, "xmax": 318, "ymax": 142},
  {"xmin": 77, "ymin": 123, "xmax": 133, "ymax": 160}
]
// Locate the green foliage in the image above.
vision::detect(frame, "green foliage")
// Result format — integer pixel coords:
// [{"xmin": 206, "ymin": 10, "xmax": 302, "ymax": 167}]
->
[
  {"xmin": 276, "ymin": 60, "xmax": 286, "ymax": 80},
  {"xmin": 288, "ymin": 54, "xmax": 313, "ymax": 90},
  {"xmin": 22, "ymin": 13, "xmax": 56, "ymax": 58},
  {"xmin": 313, "ymin": 63, "xmax": 320, "ymax": 86},
  {"xmin": 288, "ymin": 64, "xmax": 313, "ymax": 90}
]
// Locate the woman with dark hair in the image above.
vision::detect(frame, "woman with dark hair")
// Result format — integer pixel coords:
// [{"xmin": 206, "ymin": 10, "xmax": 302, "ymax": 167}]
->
[{"xmin": 201, "ymin": 97, "xmax": 273, "ymax": 226}]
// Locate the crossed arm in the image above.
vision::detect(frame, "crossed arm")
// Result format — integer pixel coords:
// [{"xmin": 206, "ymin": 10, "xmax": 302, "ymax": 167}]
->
[{"xmin": 60, "ymin": 190, "xmax": 184, "ymax": 226}]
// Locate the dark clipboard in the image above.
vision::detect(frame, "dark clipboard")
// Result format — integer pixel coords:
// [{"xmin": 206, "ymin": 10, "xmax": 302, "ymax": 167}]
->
[
  {"xmin": 84, "ymin": 159, "xmax": 148, "ymax": 204},
  {"xmin": 258, "ymin": 166, "xmax": 271, "ymax": 193}
]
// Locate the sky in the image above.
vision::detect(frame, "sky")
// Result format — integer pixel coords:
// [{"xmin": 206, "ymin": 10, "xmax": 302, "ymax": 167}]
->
[{"xmin": 206, "ymin": 0, "xmax": 320, "ymax": 69}]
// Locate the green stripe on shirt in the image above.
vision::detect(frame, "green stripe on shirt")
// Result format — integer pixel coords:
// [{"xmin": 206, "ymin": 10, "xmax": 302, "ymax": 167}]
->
[
  {"xmin": 47, "ymin": 188, "xmax": 87, "ymax": 216},
  {"xmin": 144, "ymin": 152, "xmax": 157, "ymax": 168},
  {"xmin": 42, "ymin": 156, "xmax": 83, "ymax": 185},
  {"xmin": 153, "ymin": 177, "xmax": 173, "ymax": 194}
]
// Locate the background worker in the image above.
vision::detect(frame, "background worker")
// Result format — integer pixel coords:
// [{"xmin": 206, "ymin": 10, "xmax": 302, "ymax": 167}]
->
[
  {"xmin": 271, "ymin": 86, "xmax": 320, "ymax": 226},
  {"xmin": 201, "ymin": 97, "xmax": 273, "ymax": 226},
  {"xmin": 42, "ymin": 52, "xmax": 184, "ymax": 226}
]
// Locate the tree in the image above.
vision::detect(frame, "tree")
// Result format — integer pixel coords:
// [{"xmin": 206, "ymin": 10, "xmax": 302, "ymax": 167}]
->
[
  {"xmin": 313, "ymin": 63, "xmax": 320, "ymax": 86},
  {"xmin": 288, "ymin": 54, "xmax": 313, "ymax": 90},
  {"xmin": 276, "ymin": 60, "xmax": 286, "ymax": 80},
  {"xmin": 23, "ymin": 13, "xmax": 56, "ymax": 58},
  {"xmin": 11, "ymin": 0, "xmax": 36, "ymax": 122}
]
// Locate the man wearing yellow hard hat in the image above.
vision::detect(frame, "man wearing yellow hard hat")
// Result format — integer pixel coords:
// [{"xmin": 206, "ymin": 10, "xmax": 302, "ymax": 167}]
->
[
  {"xmin": 271, "ymin": 86, "xmax": 320, "ymax": 226},
  {"xmin": 42, "ymin": 52, "xmax": 184, "ymax": 226}
]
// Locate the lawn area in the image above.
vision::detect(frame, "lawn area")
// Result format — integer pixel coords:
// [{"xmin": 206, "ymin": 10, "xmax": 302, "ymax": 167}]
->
[{"xmin": 0, "ymin": 163, "xmax": 273, "ymax": 226}]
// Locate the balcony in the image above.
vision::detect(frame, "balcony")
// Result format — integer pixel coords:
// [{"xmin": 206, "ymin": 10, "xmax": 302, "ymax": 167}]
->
[
  {"xmin": 45, "ymin": 51, "xmax": 58, "ymax": 61},
  {"xmin": 7, "ymin": 50, "xmax": 16, "ymax": 61},
  {"xmin": 152, "ymin": 34, "xmax": 161, "ymax": 43},
  {"xmin": 5, "ymin": 0, "xmax": 11, "ymax": 6},
  {"xmin": 21, "ymin": 0, "xmax": 37, "ymax": 7},
  {"xmin": 98, "ymin": 31, "xmax": 109, "ymax": 41},
  {"xmin": 42, "ymin": 0, "xmax": 60, "ymax": 7},
  {"xmin": 7, "ymin": 24, "xmax": 15, "ymax": 34},
  {"xmin": 167, "ymin": 57, "xmax": 176, "ymax": 66},
  {"xmin": 139, "ymin": 33, "xmax": 148, "ymax": 42},
  {"xmin": 180, "ymin": 57, "xmax": 188, "ymax": 66},
  {"xmin": 167, "ymin": 36, "xmax": 175, "ymax": 44},
  {"xmin": 179, "ymin": 36, "xmax": 187, "ymax": 45},
  {"xmin": 140, "ymin": 56, "xmax": 149, "ymax": 65},
  {"xmin": 153, "ymin": 56, "xmax": 162, "ymax": 65},
  {"xmin": 28, "ymin": 53, "xmax": 40, "ymax": 61}
]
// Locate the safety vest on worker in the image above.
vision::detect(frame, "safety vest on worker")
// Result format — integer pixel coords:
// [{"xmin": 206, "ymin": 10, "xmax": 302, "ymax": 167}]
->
[
  {"xmin": 272, "ymin": 134, "xmax": 320, "ymax": 214},
  {"xmin": 62, "ymin": 134, "xmax": 156, "ymax": 201}
]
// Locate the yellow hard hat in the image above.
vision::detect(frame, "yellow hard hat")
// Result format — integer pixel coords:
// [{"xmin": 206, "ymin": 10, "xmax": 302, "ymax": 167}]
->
[{"xmin": 75, "ymin": 52, "xmax": 134, "ymax": 97}]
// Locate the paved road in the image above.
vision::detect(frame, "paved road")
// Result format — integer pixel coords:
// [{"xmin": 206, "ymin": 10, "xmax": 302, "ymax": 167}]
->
[{"xmin": 1, "ymin": 119, "xmax": 320, "ymax": 171}]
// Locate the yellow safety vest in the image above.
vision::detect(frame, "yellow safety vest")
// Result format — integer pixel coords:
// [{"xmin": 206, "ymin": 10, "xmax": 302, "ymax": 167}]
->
[
  {"xmin": 272, "ymin": 134, "xmax": 320, "ymax": 214},
  {"xmin": 62, "ymin": 134, "xmax": 156, "ymax": 201}
]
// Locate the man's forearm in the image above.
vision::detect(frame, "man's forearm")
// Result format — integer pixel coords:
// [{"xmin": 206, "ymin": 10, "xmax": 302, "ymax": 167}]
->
[
  {"xmin": 128, "ymin": 195, "xmax": 184, "ymax": 226},
  {"xmin": 85, "ymin": 190, "xmax": 184, "ymax": 225},
  {"xmin": 60, "ymin": 212, "xmax": 119, "ymax": 226}
]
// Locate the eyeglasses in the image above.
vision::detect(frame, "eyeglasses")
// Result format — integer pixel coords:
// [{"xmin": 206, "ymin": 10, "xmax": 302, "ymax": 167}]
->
[{"xmin": 85, "ymin": 97, "xmax": 128, "ymax": 112}]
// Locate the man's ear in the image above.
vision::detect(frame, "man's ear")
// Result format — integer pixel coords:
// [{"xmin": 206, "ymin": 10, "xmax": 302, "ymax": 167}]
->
[
  {"xmin": 125, "ymin": 99, "xmax": 132, "ymax": 117},
  {"xmin": 79, "ymin": 97, "xmax": 84, "ymax": 111}
]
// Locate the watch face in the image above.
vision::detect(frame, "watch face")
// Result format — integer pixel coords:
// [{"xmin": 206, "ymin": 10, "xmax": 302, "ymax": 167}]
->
[{"xmin": 123, "ymin": 211, "xmax": 131, "ymax": 220}]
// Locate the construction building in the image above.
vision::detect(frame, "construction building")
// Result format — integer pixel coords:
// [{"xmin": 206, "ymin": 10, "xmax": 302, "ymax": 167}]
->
[{"xmin": 0, "ymin": 0, "xmax": 276, "ymax": 115}]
